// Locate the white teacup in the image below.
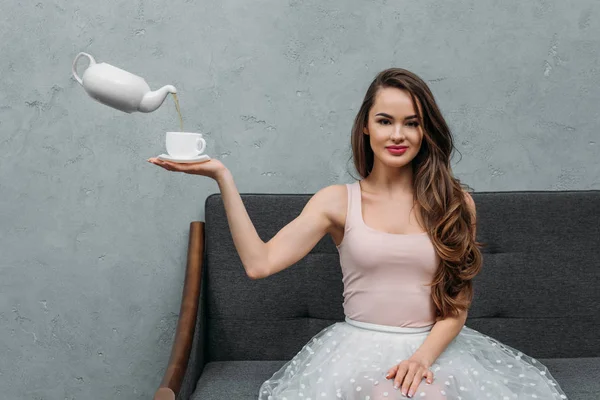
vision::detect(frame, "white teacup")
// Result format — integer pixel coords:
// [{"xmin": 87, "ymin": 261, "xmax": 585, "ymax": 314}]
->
[{"xmin": 165, "ymin": 132, "xmax": 207, "ymax": 159}]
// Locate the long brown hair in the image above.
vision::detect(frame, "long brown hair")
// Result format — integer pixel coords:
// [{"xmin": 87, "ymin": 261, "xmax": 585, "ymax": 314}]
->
[{"xmin": 349, "ymin": 67, "xmax": 484, "ymax": 321}]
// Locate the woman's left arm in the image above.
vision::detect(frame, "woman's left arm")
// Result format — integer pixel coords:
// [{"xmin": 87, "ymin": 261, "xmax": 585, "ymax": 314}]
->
[
  {"xmin": 387, "ymin": 191, "xmax": 477, "ymax": 397},
  {"xmin": 411, "ymin": 190, "xmax": 477, "ymax": 366},
  {"xmin": 390, "ymin": 303, "xmax": 468, "ymax": 398},
  {"xmin": 409, "ymin": 297, "xmax": 469, "ymax": 368}
]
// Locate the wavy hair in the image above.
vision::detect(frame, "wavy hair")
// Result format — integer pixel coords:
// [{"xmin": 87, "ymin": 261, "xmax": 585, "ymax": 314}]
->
[{"xmin": 349, "ymin": 68, "xmax": 484, "ymax": 321}]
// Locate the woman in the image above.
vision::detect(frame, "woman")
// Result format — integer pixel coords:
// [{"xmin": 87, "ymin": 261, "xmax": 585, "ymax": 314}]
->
[{"xmin": 149, "ymin": 68, "xmax": 568, "ymax": 399}]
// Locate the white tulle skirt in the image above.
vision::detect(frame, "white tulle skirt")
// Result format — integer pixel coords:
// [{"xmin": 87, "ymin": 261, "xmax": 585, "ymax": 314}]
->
[{"xmin": 258, "ymin": 317, "xmax": 568, "ymax": 400}]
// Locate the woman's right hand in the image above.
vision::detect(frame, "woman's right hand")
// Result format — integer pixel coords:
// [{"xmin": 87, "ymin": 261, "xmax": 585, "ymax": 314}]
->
[{"xmin": 147, "ymin": 157, "xmax": 228, "ymax": 181}]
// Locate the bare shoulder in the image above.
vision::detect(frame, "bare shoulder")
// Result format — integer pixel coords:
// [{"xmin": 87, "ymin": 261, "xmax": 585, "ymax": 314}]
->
[
  {"xmin": 311, "ymin": 183, "xmax": 348, "ymax": 213},
  {"xmin": 463, "ymin": 190, "xmax": 475, "ymax": 214},
  {"xmin": 462, "ymin": 190, "xmax": 476, "ymax": 216},
  {"xmin": 462, "ymin": 190, "xmax": 477, "ymax": 234},
  {"xmin": 311, "ymin": 183, "xmax": 348, "ymax": 230}
]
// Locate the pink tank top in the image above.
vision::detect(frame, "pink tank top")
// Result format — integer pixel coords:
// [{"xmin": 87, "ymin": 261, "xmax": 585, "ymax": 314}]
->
[{"xmin": 336, "ymin": 181, "xmax": 439, "ymax": 328}]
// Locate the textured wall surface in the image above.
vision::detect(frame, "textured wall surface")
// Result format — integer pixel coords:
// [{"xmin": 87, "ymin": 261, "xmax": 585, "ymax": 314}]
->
[{"xmin": 1, "ymin": 0, "xmax": 599, "ymax": 398}]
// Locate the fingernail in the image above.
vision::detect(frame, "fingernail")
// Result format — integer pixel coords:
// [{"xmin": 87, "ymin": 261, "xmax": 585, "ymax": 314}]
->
[{"xmin": 393, "ymin": 384, "xmax": 398, "ymax": 389}]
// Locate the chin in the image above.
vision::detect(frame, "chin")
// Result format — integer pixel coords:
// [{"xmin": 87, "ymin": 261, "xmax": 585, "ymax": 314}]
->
[
  {"xmin": 380, "ymin": 152, "xmax": 414, "ymax": 163},
  {"xmin": 380, "ymin": 159, "xmax": 413, "ymax": 169}
]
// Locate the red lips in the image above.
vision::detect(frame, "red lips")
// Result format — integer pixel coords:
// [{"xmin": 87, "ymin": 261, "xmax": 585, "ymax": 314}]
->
[{"xmin": 386, "ymin": 146, "xmax": 408, "ymax": 155}]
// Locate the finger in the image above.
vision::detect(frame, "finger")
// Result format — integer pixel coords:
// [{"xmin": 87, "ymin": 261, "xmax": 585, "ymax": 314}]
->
[
  {"xmin": 166, "ymin": 160, "xmax": 187, "ymax": 168},
  {"xmin": 171, "ymin": 162, "xmax": 191, "ymax": 172},
  {"xmin": 400, "ymin": 365, "xmax": 417, "ymax": 396},
  {"xmin": 148, "ymin": 158, "xmax": 167, "ymax": 168},
  {"xmin": 161, "ymin": 161, "xmax": 178, "ymax": 171},
  {"xmin": 393, "ymin": 364, "xmax": 408, "ymax": 390},
  {"xmin": 385, "ymin": 364, "xmax": 399, "ymax": 379},
  {"xmin": 425, "ymin": 370, "xmax": 434, "ymax": 384},
  {"xmin": 407, "ymin": 369, "xmax": 426, "ymax": 398}
]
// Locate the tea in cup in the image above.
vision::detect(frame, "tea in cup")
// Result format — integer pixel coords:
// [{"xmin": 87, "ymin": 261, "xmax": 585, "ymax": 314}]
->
[{"xmin": 165, "ymin": 132, "xmax": 207, "ymax": 159}]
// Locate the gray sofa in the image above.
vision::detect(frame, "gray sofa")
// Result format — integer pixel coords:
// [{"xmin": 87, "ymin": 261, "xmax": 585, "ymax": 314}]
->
[{"xmin": 154, "ymin": 190, "xmax": 600, "ymax": 400}]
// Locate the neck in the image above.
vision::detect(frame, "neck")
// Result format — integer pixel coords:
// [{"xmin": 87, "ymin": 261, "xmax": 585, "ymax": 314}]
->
[{"xmin": 363, "ymin": 162, "xmax": 414, "ymax": 198}]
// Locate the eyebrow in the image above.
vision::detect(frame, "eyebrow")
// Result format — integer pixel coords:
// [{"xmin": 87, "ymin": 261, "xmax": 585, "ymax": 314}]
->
[{"xmin": 375, "ymin": 113, "xmax": 418, "ymax": 120}]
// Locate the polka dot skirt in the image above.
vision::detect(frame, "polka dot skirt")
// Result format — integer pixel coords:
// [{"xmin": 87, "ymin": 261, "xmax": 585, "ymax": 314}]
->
[{"xmin": 258, "ymin": 321, "xmax": 568, "ymax": 399}]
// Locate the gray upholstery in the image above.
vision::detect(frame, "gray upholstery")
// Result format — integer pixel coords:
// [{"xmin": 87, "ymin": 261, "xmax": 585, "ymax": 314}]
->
[{"xmin": 177, "ymin": 190, "xmax": 600, "ymax": 400}]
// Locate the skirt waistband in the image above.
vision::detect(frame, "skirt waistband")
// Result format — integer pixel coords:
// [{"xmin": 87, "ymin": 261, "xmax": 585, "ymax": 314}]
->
[{"xmin": 344, "ymin": 316, "xmax": 434, "ymax": 334}]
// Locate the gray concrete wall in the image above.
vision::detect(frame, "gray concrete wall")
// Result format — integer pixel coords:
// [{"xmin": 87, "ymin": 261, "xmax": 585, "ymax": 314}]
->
[{"xmin": 1, "ymin": 0, "xmax": 598, "ymax": 398}]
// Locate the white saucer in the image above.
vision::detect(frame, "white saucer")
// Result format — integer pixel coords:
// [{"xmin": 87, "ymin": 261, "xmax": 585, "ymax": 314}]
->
[{"xmin": 157, "ymin": 153, "xmax": 211, "ymax": 163}]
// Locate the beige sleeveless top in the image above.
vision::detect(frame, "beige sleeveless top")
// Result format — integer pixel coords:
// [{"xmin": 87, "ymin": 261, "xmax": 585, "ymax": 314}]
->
[{"xmin": 336, "ymin": 181, "xmax": 439, "ymax": 328}]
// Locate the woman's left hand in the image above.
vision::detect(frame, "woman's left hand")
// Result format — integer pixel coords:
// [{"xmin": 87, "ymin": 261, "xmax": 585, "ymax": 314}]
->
[{"xmin": 385, "ymin": 354, "xmax": 434, "ymax": 398}]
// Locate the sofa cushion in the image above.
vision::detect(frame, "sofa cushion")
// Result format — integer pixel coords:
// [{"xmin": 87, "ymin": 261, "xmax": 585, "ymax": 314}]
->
[
  {"xmin": 191, "ymin": 360, "xmax": 286, "ymax": 399},
  {"xmin": 190, "ymin": 358, "xmax": 600, "ymax": 400},
  {"xmin": 203, "ymin": 191, "xmax": 600, "ymax": 362}
]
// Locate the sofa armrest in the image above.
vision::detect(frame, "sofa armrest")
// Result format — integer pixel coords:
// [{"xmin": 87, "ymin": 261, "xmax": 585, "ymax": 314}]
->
[{"xmin": 154, "ymin": 221, "xmax": 205, "ymax": 400}]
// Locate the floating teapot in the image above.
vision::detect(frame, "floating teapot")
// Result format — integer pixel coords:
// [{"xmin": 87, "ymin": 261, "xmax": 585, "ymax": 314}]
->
[{"xmin": 72, "ymin": 52, "xmax": 177, "ymax": 113}]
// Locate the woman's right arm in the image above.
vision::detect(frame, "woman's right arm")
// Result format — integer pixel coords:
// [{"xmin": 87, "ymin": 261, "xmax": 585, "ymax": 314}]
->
[
  {"xmin": 215, "ymin": 169, "xmax": 343, "ymax": 279},
  {"xmin": 147, "ymin": 158, "xmax": 343, "ymax": 279}
]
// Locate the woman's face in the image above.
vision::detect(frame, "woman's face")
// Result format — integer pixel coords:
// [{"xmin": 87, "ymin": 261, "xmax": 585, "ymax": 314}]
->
[{"xmin": 363, "ymin": 87, "xmax": 424, "ymax": 169}]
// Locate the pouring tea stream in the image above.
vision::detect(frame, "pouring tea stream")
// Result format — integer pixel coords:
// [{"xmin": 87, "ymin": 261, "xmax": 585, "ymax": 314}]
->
[{"xmin": 72, "ymin": 51, "xmax": 208, "ymax": 162}]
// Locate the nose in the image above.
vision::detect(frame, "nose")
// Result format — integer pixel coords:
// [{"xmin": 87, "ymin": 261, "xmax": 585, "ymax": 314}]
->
[{"xmin": 390, "ymin": 124, "xmax": 406, "ymax": 140}]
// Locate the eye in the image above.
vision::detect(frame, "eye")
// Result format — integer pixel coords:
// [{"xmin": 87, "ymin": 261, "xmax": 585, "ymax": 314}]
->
[{"xmin": 377, "ymin": 119, "xmax": 419, "ymax": 127}]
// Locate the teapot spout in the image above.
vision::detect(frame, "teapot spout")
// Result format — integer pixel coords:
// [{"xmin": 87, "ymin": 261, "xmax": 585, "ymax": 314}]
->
[{"xmin": 138, "ymin": 85, "xmax": 177, "ymax": 113}]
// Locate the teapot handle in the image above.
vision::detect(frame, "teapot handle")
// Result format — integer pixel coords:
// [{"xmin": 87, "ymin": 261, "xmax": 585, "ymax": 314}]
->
[{"xmin": 72, "ymin": 52, "xmax": 96, "ymax": 86}]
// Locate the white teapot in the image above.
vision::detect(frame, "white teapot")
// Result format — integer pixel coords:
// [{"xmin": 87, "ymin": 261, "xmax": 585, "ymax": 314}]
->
[{"xmin": 72, "ymin": 52, "xmax": 177, "ymax": 113}]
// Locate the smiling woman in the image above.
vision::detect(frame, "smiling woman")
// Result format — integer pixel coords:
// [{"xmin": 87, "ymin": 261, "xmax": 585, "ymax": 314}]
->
[
  {"xmin": 148, "ymin": 66, "xmax": 568, "ymax": 400},
  {"xmin": 254, "ymin": 68, "xmax": 569, "ymax": 400}
]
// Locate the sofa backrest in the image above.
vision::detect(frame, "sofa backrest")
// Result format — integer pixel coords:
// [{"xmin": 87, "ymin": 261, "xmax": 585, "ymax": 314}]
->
[{"xmin": 202, "ymin": 189, "xmax": 600, "ymax": 362}]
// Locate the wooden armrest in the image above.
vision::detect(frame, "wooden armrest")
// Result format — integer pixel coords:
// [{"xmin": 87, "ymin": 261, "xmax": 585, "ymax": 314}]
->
[{"xmin": 154, "ymin": 221, "xmax": 205, "ymax": 400}]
